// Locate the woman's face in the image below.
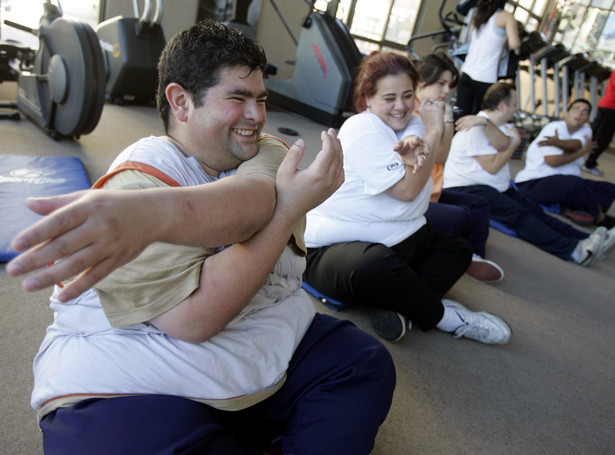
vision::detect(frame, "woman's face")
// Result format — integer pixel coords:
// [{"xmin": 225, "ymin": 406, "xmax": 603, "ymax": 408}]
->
[
  {"xmin": 417, "ymin": 70, "xmax": 454, "ymax": 103},
  {"xmin": 366, "ymin": 73, "xmax": 416, "ymax": 132}
]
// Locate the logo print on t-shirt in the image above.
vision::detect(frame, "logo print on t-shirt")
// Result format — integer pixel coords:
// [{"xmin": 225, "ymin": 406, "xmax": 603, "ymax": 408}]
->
[{"xmin": 387, "ymin": 163, "xmax": 400, "ymax": 171}]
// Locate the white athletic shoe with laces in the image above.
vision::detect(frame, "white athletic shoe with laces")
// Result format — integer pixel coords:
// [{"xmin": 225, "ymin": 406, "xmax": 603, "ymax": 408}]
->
[
  {"xmin": 581, "ymin": 165, "xmax": 604, "ymax": 177},
  {"xmin": 573, "ymin": 227, "xmax": 607, "ymax": 266},
  {"xmin": 442, "ymin": 299, "xmax": 511, "ymax": 345}
]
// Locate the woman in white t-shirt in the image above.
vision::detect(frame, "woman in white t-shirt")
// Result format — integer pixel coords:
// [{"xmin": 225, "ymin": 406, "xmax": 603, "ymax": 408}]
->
[
  {"xmin": 304, "ymin": 52, "xmax": 511, "ymax": 345},
  {"xmin": 456, "ymin": 0, "xmax": 520, "ymax": 118}
]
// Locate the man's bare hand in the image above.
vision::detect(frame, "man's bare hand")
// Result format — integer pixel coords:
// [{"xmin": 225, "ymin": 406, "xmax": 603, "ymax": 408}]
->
[
  {"xmin": 455, "ymin": 114, "xmax": 487, "ymax": 132},
  {"xmin": 7, "ymin": 190, "xmax": 161, "ymax": 301},
  {"xmin": 275, "ymin": 128, "xmax": 344, "ymax": 220},
  {"xmin": 538, "ymin": 130, "xmax": 560, "ymax": 147},
  {"xmin": 502, "ymin": 124, "xmax": 522, "ymax": 150},
  {"xmin": 417, "ymin": 97, "xmax": 445, "ymax": 128},
  {"xmin": 581, "ymin": 134, "xmax": 594, "ymax": 155}
]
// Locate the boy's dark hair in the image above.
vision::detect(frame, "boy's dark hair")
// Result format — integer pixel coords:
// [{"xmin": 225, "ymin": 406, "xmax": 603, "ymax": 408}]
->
[
  {"xmin": 567, "ymin": 98, "xmax": 592, "ymax": 111},
  {"xmin": 482, "ymin": 82, "xmax": 516, "ymax": 111},
  {"xmin": 156, "ymin": 19, "xmax": 267, "ymax": 132}
]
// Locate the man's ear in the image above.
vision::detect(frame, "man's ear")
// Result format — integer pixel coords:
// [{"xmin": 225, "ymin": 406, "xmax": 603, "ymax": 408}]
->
[{"xmin": 166, "ymin": 82, "xmax": 190, "ymax": 123}]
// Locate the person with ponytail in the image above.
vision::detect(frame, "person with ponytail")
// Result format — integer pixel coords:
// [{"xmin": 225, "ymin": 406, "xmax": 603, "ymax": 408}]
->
[{"xmin": 456, "ymin": 0, "xmax": 520, "ymax": 118}]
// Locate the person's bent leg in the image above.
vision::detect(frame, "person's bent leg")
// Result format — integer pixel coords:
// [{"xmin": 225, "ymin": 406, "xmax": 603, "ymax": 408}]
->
[
  {"xmin": 40, "ymin": 395, "xmax": 260, "ymax": 455},
  {"xmin": 585, "ymin": 180, "xmax": 615, "ymax": 215},
  {"xmin": 516, "ymin": 176, "xmax": 601, "ymax": 218},
  {"xmin": 438, "ymin": 189, "xmax": 490, "ymax": 258},
  {"xmin": 587, "ymin": 107, "xmax": 615, "ymax": 169},
  {"xmin": 255, "ymin": 314, "xmax": 396, "ymax": 455},
  {"xmin": 506, "ymin": 188, "xmax": 589, "ymax": 240},
  {"xmin": 425, "ymin": 201, "xmax": 474, "ymax": 241},
  {"xmin": 453, "ymin": 185, "xmax": 579, "ymax": 259},
  {"xmin": 305, "ymin": 241, "xmax": 444, "ymax": 329},
  {"xmin": 455, "ymin": 73, "xmax": 475, "ymax": 119},
  {"xmin": 471, "ymin": 79, "xmax": 493, "ymax": 115},
  {"xmin": 501, "ymin": 188, "xmax": 582, "ymax": 258},
  {"xmin": 392, "ymin": 223, "xmax": 472, "ymax": 298}
]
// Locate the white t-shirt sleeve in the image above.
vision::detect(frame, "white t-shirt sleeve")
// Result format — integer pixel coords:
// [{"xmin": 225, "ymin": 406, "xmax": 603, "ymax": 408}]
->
[
  {"xmin": 465, "ymin": 125, "xmax": 496, "ymax": 157},
  {"xmin": 344, "ymin": 133, "xmax": 405, "ymax": 195},
  {"xmin": 398, "ymin": 114, "xmax": 426, "ymax": 140},
  {"xmin": 342, "ymin": 114, "xmax": 409, "ymax": 195}
]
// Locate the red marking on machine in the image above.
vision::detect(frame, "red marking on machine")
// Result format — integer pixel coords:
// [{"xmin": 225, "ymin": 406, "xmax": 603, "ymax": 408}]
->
[{"xmin": 311, "ymin": 43, "xmax": 328, "ymax": 79}]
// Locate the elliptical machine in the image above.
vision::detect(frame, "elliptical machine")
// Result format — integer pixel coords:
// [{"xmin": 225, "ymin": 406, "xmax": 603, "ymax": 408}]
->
[
  {"xmin": 96, "ymin": 0, "xmax": 165, "ymax": 105},
  {"xmin": 0, "ymin": 0, "xmax": 106, "ymax": 139},
  {"xmin": 264, "ymin": 0, "xmax": 363, "ymax": 127}
]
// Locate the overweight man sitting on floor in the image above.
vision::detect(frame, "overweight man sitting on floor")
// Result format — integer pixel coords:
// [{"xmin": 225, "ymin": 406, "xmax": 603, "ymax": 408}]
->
[
  {"xmin": 443, "ymin": 82, "xmax": 609, "ymax": 266},
  {"xmin": 8, "ymin": 20, "xmax": 395, "ymax": 455},
  {"xmin": 514, "ymin": 98, "xmax": 615, "ymax": 235}
]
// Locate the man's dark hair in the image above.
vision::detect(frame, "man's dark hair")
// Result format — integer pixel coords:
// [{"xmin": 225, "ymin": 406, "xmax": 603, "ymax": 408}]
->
[
  {"xmin": 567, "ymin": 98, "xmax": 592, "ymax": 111},
  {"xmin": 156, "ymin": 19, "xmax": 267, "ymax": 132},
  {"xmin": 482, "ymin": 82, "xmax": 516, "ymax": 111}
]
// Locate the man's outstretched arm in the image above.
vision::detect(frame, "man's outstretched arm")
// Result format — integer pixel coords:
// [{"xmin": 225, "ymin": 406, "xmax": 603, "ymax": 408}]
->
[
  {"xmin": 7, "ymin": 132, "xmax": 340, "ymax": 303},
  {"xmin": 8, "ymin": 175, "xmax": 275, "ymax": 299}
]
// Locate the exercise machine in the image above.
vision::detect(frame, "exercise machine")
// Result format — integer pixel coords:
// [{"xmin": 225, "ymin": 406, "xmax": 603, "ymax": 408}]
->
[
  {"xmin": 532, "ymin": 42, "xmax": 569, "ymax": 118},
  {"xmin": 406, "ymin": 0, "xmax": 476, "ymax": 66},
  {"xmin": 576, "ymin": 59, "xmax": 611, "ymax": 120},
  {"xmin": 96, "ymin": 0, "xmax": 165, "ymax": 105},
  {"xmin": 1, "ymin": 0, "xmax": 106, "ymax": 139},
  {"xmin": 0, "ymin": 0, "xmax": 105, "ymax": 139},
  {"xmin": 264, "ymin": 0, "xmax": 363, "ymax": 127},
  {"xmin": 0, "ymin": 41, "xmax": 31, "ymax": 120}
]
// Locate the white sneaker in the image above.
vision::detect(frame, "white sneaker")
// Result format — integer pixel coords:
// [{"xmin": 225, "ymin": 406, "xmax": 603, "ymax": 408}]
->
[
  {"xmin": 442, "ymin": 299, "xmax": 511, "ymax": 345},
  {"xmin": 573, "ymin": 227, "xmax": 606, "ymax": 266},
  {"xmin": 597, "ymin": 226, "xmax": 615, "ymax": 260},
  {"xmin": 581, "ymin": 165, "xmax": 604, "ymax": 177}
]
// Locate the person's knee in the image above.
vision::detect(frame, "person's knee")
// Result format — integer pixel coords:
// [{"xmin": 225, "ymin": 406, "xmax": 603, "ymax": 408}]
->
[
  {"xmin": 442, "ymin": 233, "xmax": 474, "ymax": 259},
  {"xmin": 356, "ymin": 243, "xmax": 404, "ymax": 272},
  {"xmin": 362, "ymin": 333, "xmax": 396, "ymax": 388},
  {"xmin": 448, "ymin": 208, "xmax": 474, "ymax": 236},
  {"xmin": 343, "ymin": 329, "xmax": 396, "ymax": 416}
]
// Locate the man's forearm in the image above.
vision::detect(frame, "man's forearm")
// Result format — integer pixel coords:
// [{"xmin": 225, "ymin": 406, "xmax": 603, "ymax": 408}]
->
[
  {"xmin": 553, "ymin": 138, "xmax": 583, "ymax": 154},
  {"xmin": 484, "ymin": 120, "xmax": 511, "ymax": 151},
  {"xmin": 6, "ymin": 175, "xmax": 276, "ymax": 299},
  {"xmin": 475, "ymin": 141, "xmax": 519, "ymax": 174},
  {"xmin": 154, "ymin": 174, "xmax": 276, "ymax": 248}
]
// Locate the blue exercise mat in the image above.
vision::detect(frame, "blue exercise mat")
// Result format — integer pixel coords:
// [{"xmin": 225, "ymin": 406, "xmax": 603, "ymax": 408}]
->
[
  {"xmin": 0, "ymin": 154, "xmax": 91, "ymax": 261},
  {"xmin": 301, "ymin": 281, "xmax": 354, "ymax": 312}
]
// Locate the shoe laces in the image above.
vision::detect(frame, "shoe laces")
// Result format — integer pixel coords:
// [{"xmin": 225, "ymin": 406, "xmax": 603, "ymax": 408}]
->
[{"xmin": 453, "ymin": 313, "xmax": 504, "ymax": 341}]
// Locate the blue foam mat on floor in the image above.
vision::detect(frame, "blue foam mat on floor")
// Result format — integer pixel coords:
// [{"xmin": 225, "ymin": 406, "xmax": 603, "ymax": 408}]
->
[
  {"xmin": 0, "ymin": 155, "xmax": 91, "ymax": 262},
  {"xmin": 301, "ymin": 281, "xmax": 354, "ymax": 312}
]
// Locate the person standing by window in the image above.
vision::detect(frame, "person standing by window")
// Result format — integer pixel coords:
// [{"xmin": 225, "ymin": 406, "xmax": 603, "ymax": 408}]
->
[{"xmin": 456, "ymin": 0, "xmax": 520, "ymax": 118}]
